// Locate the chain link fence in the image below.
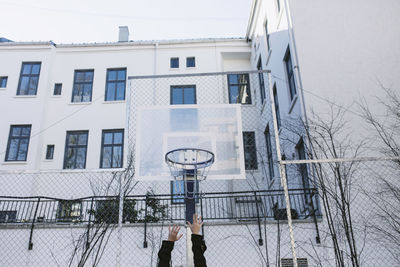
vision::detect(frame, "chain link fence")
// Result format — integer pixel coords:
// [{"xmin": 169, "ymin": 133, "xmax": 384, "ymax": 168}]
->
[{"xmin": 0, "ymin": 71, "xmax": 399, "ymax": 266}]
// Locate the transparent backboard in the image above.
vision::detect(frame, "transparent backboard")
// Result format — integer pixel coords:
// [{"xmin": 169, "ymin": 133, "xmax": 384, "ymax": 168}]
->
[{"xmin": 135, "ymin": 104, "xmax": 245, "ymax": 180}]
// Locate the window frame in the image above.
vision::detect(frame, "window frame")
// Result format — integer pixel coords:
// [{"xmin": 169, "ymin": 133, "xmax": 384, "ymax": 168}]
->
[
  {"xmin": 257, "ymin": 58, "xmax": 266, "ymax": 104},
  {"xmin": 100, "ymin": 129, "xmax": 124, "ymax": 168},
  {"xmin": 227, "ymin": 74, "xmax": 252, "ymax": 104},
  {"xmin": 105, "ymin": 68, "xmax": 127, "ymax": 101},
  {"xmin": 53, "ymin": 83, "xmax": 62, "ymax": 96},
  {"xmin": 264, "ymin": 126, "xmax": 275, "ymax": 180},
  {"xmin": 170, "ymin": 57, "xmax": 179, "ymax": 69},
  {"xmin": 170, "ymin": 85, "xmax": 197, "ymax": 105},
  {"xmin": 5, "ymin": 125, "xmax": 32, "ymax": 162},
  {"xmin": 63, "ymin": 131, "xmax": 89, "ymax": 169},
  {"xmin": 243, "ymin": 131, "xmax": 258, "ymax": 170},
  {"xmin": 186, "ymin": 57, "xmax": 196, "ymax": 68},
  {"xmin": 17, "ymin": 62, "xmax": 41, "ymax": 95},
  {"xmin": 71, "ymin": 69, "xmax": 94, "ymax": 103},
  {"xmin": 273, "ymin": 83, "xmax": 281, "ymax": 129},
  {"xmin": 46, "ymin": 144, "xmax": 55, "ymax": 160},
  {"xmin": 0, "ymin": 76, "xmax": 8, "ymax": 88},
  {"xmin": 284, "ymin": 48, "xmax": 297, "ymax": 102}
]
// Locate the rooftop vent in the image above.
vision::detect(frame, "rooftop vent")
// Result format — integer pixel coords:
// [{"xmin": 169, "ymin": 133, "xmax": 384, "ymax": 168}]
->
[{"xmin": 118, "ymin": 26, "xmax": 129, "ymax": 42}]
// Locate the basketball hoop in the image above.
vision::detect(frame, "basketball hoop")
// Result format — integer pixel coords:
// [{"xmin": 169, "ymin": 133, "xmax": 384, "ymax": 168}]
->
[{"xmin": 165, "ymin": 148, "xmax": 214, "ymax": 181}]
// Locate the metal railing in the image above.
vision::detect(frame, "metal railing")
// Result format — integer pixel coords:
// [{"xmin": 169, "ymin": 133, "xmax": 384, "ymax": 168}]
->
[{"xmin": 0, "ymin": 188, "xmax": 321, "ymax": 225}]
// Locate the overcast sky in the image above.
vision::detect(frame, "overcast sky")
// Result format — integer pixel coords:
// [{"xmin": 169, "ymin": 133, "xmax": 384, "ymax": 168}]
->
[{"xmin": 0, "ymin": 0, "xmax": 251, "ymax": 43}]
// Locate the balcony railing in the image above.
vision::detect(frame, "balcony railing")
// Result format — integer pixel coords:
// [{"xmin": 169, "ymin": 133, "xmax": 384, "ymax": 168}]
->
[{"xmin": 0, "ymin": 189, "xmax": 321, "ymax": 225}]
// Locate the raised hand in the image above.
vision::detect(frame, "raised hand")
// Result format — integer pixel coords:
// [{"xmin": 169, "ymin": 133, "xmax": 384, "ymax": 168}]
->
[
  {"xmin": 187, "ymin": 214, "xmax": 203, "ymax": 235},
  {"xmin": 168, "ymin": 225, "xmax": 183, "ymax": 242}
]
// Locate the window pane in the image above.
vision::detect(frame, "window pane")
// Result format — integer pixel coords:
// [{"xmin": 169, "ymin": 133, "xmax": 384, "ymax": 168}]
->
[
  {"xmin": 72, "ymin": 85, "xmax": 82, "ymax": 102},
  {"xmin": 113, "ymin": 132, "xmax": 123, "ymax": 144},
  {"xmin": 85, "ymin": 71, "xmax": 93, "ymax": 82},
  {"xmin": 117, "ymin": 70, "xmax": 126, "ymax": 80},
  {"xmin": 112, "ymin": 146, "xmax": 122, "ymax": 167},
  {"xmin": 7, "ymin": 139, "xmax": 19, "ymax": 160},
  {"xmin": 108, "ymin": 70, "xmax": 117, "ymax": 81},
  {"xmin": 102, "ymin": 147, "xmax": 112, "ymax": 168},
  {"xmin": 106, "ymin": 83, "xmax": 115, "ymax": 101},
  {"xmin": 17, "ymin": 139, "xmax": 28, "ymax": 160},
  {"xmin": 22, "ymin": 64, "xmax": 32, "ymax": 74},
  {"xmin": 229, "ymin": 85, "xmax": 239, "ymax": 103},
  {"xmin": 228, "ymin": 75, "xmax": 238, "ymax": 84},
  {"xmin": 103, "ymin": 133, "xmax": 113, "ymax": 144},
  {"xmin": 19, "ymin": 77, "xmax": 29, "ymax": 91},
  {"xmin": 78, "ymin": 134, "xmax": 87, "ymax": 145},
  {"xmin": 171, "ymin": 88, "xmax": 183, "ymax": 104},
  {"xmin": 75, "ymin": 72, "xmax": 85, "ymax": 82},
  {"xmin": 68, "ymin": 134, "xmax": 77, "ymax": 145},
  {"xmin": 82, "ymin": 84, "xmax": 92, "ymax": 102},
  {"xmin": 170, "ymin": 58, "xmax": 179, "ymax": 68},
  {"xmin": 31, "ymin": 64, "xmax": 40, "ymax": 75},
  {"xmin": 184, "ymin": 87, "xmax": 195, "ymax": 104},
  {"xmin": 21, "ymin": 127, "xmax": 31, "ymax": 136},
  {"xmin": 28, "ymin": 77, "xmax": 38, "ymax": 91},
  {"xmin": 11, "ymin": 127, "xmax": 21, "ymax": 137},
  {"xmin": 186, "ymin": 57, "xmax": 195, "ymax": 67},
  {"xmin": 116, "ymin": 82, "xmax": 125, "ymax": 100},
  {"xmin": 76, "ymin": 148, "xmax": 86, "ymax": 168},
  {"xmin": 65, "ymin": 148, "xmax": 75, "ymax": 168}
]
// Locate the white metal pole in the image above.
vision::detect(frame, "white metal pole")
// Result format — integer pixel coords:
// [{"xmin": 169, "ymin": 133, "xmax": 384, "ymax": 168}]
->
[{"xmin": 267, "ymin": 72, "xmax": 298, "ymax": 267}]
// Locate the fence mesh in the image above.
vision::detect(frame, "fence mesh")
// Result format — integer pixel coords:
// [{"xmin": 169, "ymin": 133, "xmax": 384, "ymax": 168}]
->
[{"xmin": 0, "ymin": 71, "xmax": 399, "ymax": 266}]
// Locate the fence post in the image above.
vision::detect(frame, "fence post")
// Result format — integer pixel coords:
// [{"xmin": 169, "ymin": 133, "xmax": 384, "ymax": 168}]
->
[
  {"xmin": 254, "ymin": 192, "xmax": 263, "ymax": 246},
  {"xmin": 143, "ymin": 195, "xmax": 148, "ymax": 248},
  {"xmin": 267, "ymin": 72, "xmax": 298, "ymax": 267},
  {"xmin": 28, "ymin": 197, "xmax": 40, "ymax": 250},
  {"xmin": 117, "ymin": 176, "xmax": 124, "ymax": 267}
]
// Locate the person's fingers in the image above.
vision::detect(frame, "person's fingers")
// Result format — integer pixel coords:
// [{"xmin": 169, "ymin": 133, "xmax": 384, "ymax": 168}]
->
[
  {"xmin": 169, "ymin": 225, "xmax": 172, "ymax": 232},
  {"xmin": 187, "ymin": 221, "xmax": 192, "ymax": 227},
  {"xmin": 177, "ymin": 233, "xmax": 183, "ymax": 240},
  {"xmin": 193, "ymin": 213, "xmax": 197, "ymax": 224}
]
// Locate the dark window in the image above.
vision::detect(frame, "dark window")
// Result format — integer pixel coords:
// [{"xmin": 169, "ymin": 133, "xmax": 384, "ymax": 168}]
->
[
  {"xmin": 63, "ymin": 131, "xmax": 88, "ymax": 169},
  {"xmin": 296, "ymin": 138, "xmax": 310, "ymax": 189},
  {"xmin": 53, "ymin": 83, "xmax": 62, "ymax": 95},
  {"xmin": 228, "ymin": 74, "xmax": 251, "ymax": 104},
  {"xmin": 265, "ymin": 21, "xmax": 270, "ymax": 50},
  {"xmin": 100, "ymin": 129, "xmax": 124, "ymax": 168},
  {"xmin": 186, "ymin": 57, "xmax": 196, "ymax": 68},
  {"xmin": 264, "ymin": 126, "xmax": 274, "ymax": 180},
  {"xmin": 170, "ymin": 85, "xmax": 196, "ymax": 104},
  {"xmin": 105, "ymin": 68, "xmax": 126, "ymax": 101},
  {"xmin": 276, "ymin": 0, "xmax": 281, "ymax": 12},
  {"xmin": 5, "ymin": 125, "xmax": 31, "ymax": 161},
  {"xmin": 17, "ymin": 62, "xmax": 41, "ymax": 95},
  {"xmin": 273, "ymin": 84, "xmax": 281, "ymax": 129},
  {"xmin": 171, "ymin": 180, "xmax": 199, "ymax": 204},
  {"xmin": 281, "ymin": 258, "xmax": 308, "ymax": 267},
  {"xmin": 243, "ymin": 131, "xmax": 258, "ymax": 170},
  {"xmin": 71, "ymin": 70, "xmax": 94, "ymax": 102},
  {"xmin": 0, "ymin": 211, "xmax": 17, "ymax": 223},
  {"xmin": 46, "ymin": 145, "xmax": 55, "ymax": 160},
  {"xmin": 0, "ymin": 76, "xmax": 8, "ymax": 88},
  {"xmin": 284, "ymin": 48, "xmax": 297, "ymax": 101},
  {"xmin": 57, "ymin": 200, "xmax": 82, "ymax": 222},
  {"xmin": 170, "ymin": 58, "xmax": 179, "ymax": 68},
  {"xmin": 257, "ymin": 59, "xmax": 266, "ymax": 104}
]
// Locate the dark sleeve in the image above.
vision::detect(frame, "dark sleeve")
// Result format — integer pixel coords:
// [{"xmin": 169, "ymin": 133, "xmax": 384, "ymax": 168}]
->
[
  {"xmin": 192, "ymin": 234, "xmax": 207, "ymax": 267},
  {"xmin": 157, "ymin": 240, "xmax": 174, "ymax": 267}
]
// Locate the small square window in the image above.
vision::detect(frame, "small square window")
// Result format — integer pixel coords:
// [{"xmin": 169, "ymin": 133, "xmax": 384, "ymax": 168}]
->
[
  {"xmin": 0, "ymin": 77, "xmax": 8, "ymax": 88},
  {"xmin": 186, "ymin": 57, "xmax": 195, "ymax": 68},
  {"xmin": 46, "ymin": 145, "xmax": 55, "ymax": 159},
  {"xmin": 170, "ymin": 58, "xmax": 179, "ymax": 68},
  {"xmin": 54, "ymin": 83, "xmax": 62, "ymax": 95}
]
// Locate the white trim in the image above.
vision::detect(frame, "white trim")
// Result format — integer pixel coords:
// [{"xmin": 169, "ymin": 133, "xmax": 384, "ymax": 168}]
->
[{"xmin": 281, "ymin": 156, "xmax": 400, "ymax": 165}]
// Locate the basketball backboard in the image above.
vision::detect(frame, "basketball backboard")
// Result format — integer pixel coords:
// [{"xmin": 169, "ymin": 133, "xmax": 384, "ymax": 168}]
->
[{"xmin": 135, "ymin": 104, "xmax": 245, "ymax": 181}]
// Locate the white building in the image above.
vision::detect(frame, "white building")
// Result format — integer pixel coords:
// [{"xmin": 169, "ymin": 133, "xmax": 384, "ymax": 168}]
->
[{"xmin": 0, "ymin": 0, "xmax": 399, "ymax": 266}]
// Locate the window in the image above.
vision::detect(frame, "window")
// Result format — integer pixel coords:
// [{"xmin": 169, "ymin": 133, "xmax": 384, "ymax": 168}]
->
[
  {"xmin": 281, "ymin": 258, "xmax": 308, "ymax": 267},
  {"xmin": 170, "ymin": 85, "xmax": 196, "ymax": 104},
  {"xmin": 284, "ymin": 48, "xmax": 297, "ymax": 101},
  {"xmin": 100, "ymin": 129, "xmax": 124, "ymax": 168},
  {"xmin": 228, "ymin": 74, "xmax": 251, "ymax": 104},
  {"xmin": 17, "ymin": 62, "xmax": 41, "ymax": 95},
  {"xmin": 171, "ymin": 180, "xmax": 199, "ymax": 204},
  {"xmin": 46, "ymin": 145, "xmax": 55, "ymax": 160},
  {"xmin": 0, "ymin": 211, "xmax": 17, "ymax": 223},
  {"xmin": 265, "ymin": 21, "xmax": 270, "ymax": 50},
  {"xmin": 186, "ymin": 57, "xmax": 195, "ymax": 68},
  {"xmin": 170, "ymin": 57, "xmax": 179, "ymax": 68},
  {"xmin": 243, "ymin": 131, "xmax": 258, "ymax": 170},
  {"xmin": 5, "ymin": 125, "xmax": 31, "ymax": 161},
  {"xmin": 105, "ymin": 68, "xmax": 126, "ymax": 101},
  {"xmin": 264, "ymin": 126, "xmax": 274, "ymax": 179},
  {"xmin": 57, "ymin": 200, "xmax": 82, "ymax": 222},
  {"xmin": 257, "ymin": 59, "xmax": 266, "ymax": 104},
  {"xmin": 53, "ymin": 83, "xmax": 62, "ymax": 95},
  {"xmin": 0, "ymin": 76, "xmax": 7, "ymax": 88},
  {"xmin": 63, "ymin": 131, "xmax": 88, "ymax": 169},
  {"xmin": 71, "ymin": 70, "xmax": 94, "ymax": 102},
  {"xmin": 296, "ymin": 138, "xmax": 310, "ymax": 189},
  {"xmin": 273, "ymin": 84, "xmax": 281, "ymax": 129}
]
